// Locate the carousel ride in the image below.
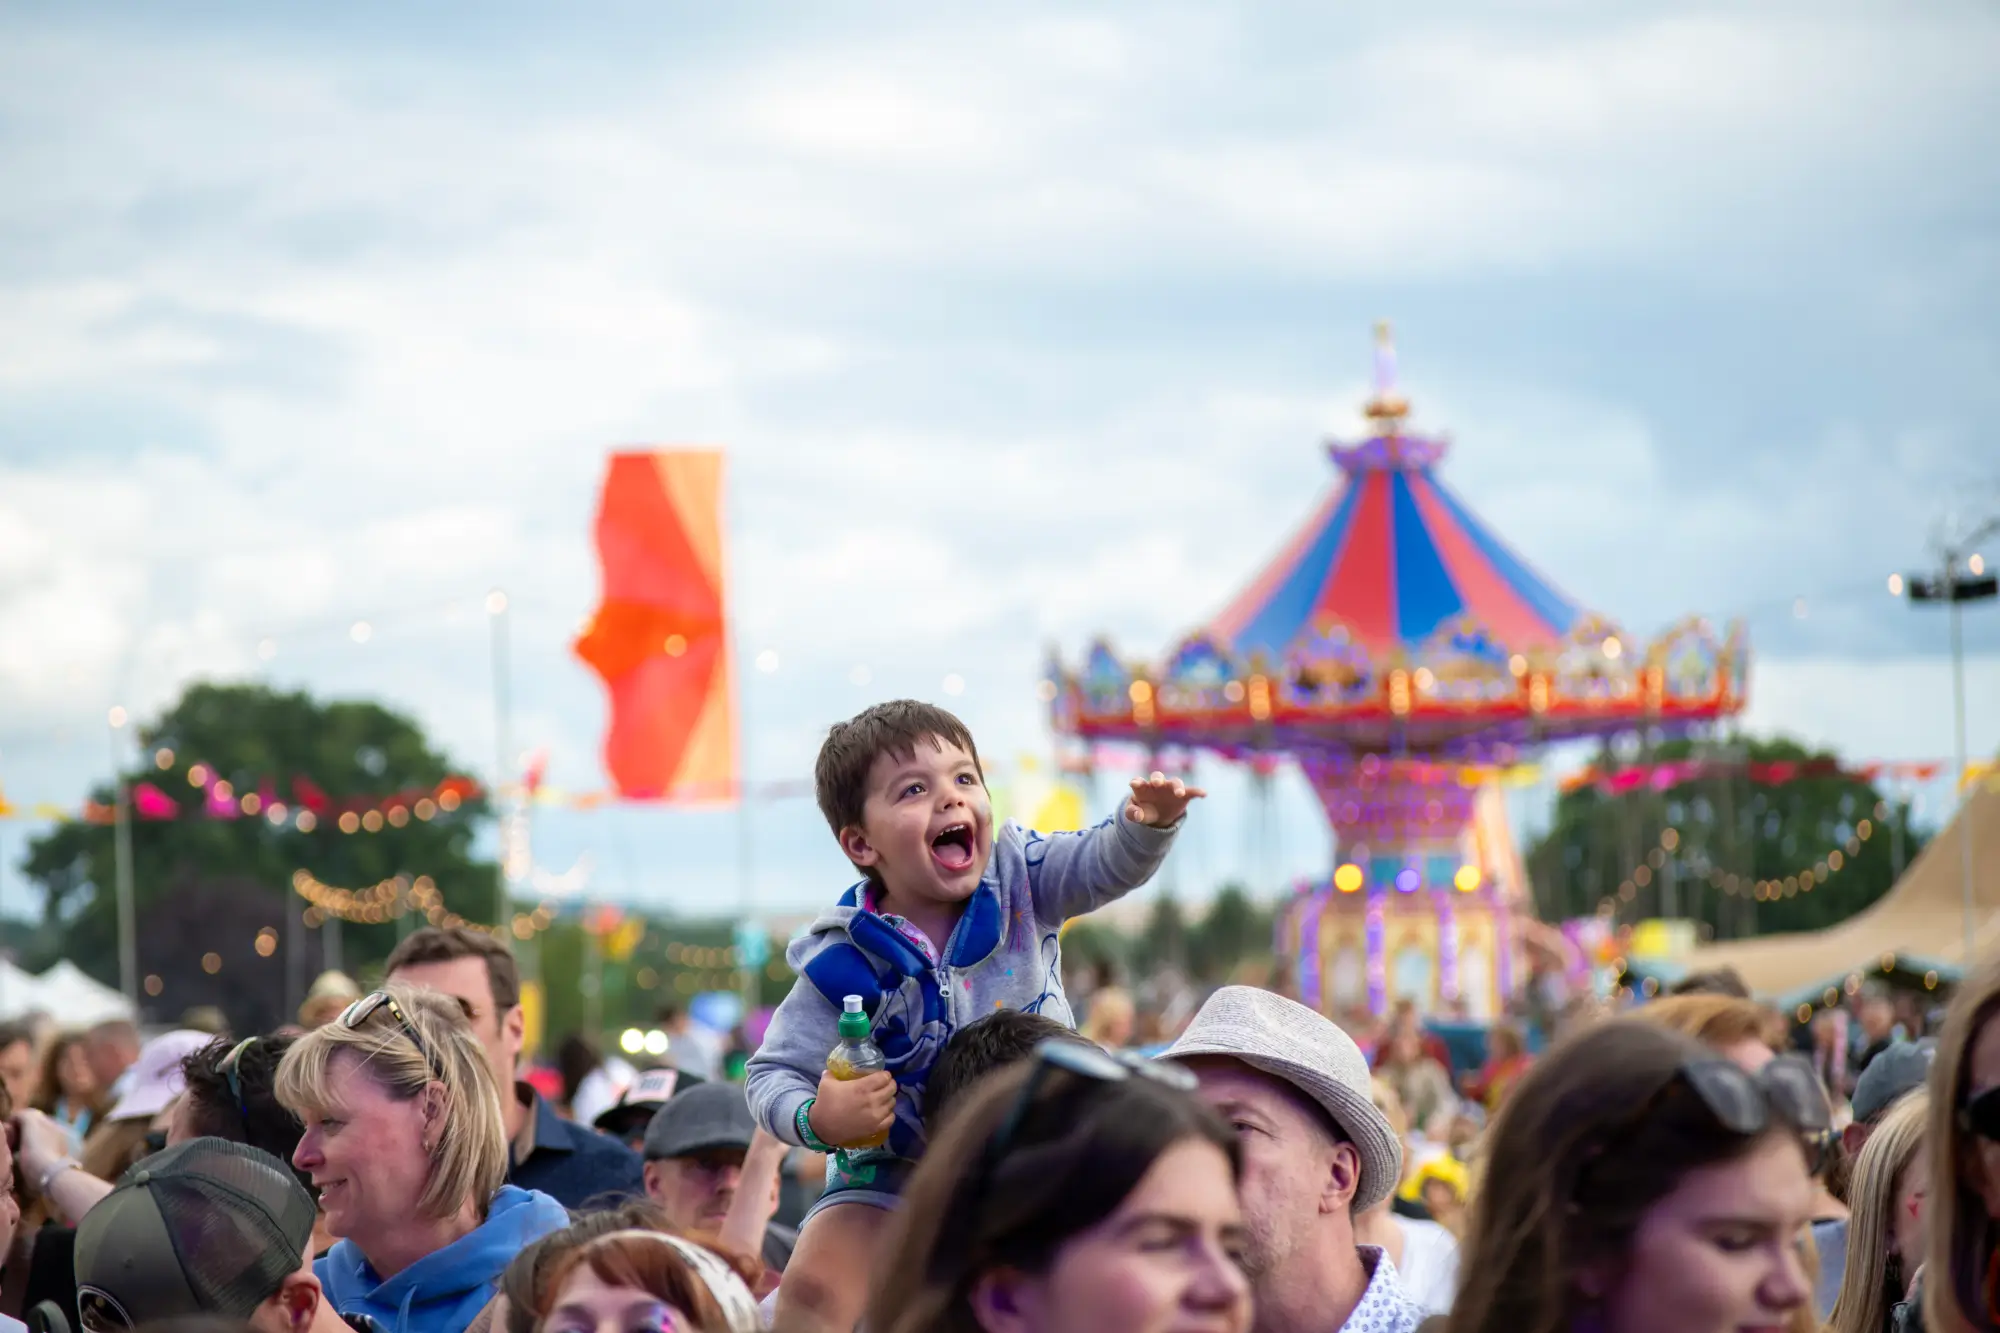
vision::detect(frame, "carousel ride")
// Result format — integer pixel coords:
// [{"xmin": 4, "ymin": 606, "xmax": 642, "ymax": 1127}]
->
[{"xmin": 1043, "ymin": 326, "xmax": 1750, "ymax": 1017}]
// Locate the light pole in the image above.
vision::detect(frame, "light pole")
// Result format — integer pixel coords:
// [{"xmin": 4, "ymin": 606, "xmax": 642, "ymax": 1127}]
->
[
  {"xmin": 1897, "ymin": 516, "xmax": 1999, "ymax": 965},
  {"xmin": 107, "ymin": 705, "xmax": 138, "ymax": 1003}
]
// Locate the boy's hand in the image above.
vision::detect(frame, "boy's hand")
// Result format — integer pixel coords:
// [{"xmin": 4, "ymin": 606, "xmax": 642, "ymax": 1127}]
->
[
  {"xmin": 808, "ymin": 1069, "xmax": 896, "ymax": 1148},
  {"xmin": 1126, "ymin": 770, "xmax": 1206, "ymax": 827}
]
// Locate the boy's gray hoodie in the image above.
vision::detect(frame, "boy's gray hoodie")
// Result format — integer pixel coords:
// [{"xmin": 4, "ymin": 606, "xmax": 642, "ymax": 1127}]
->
[{"xmin": 746, "ymin": 813, "xmax": 1177, "ymax": 1157}]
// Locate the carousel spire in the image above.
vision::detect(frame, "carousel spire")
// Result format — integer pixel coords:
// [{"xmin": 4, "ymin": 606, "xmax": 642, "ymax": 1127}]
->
[{"xmin": 1363, "ymin": 320, "xmax": 1411, "ymax": 428}]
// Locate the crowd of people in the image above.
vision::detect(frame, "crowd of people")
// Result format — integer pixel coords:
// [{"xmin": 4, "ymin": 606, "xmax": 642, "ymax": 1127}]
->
[{"xmin": 0, "ymin": 698, "xmax": 1991, "ymax": 1333}]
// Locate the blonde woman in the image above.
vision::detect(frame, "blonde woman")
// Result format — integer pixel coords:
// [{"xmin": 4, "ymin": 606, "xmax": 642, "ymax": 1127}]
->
[
  {"xmin": 276, "ymin": 984, "xmax": 569, "ymax": 1333},
  {"xmin": 1829, "ymin": 1090, "xmax": 1928, "ymax": 1333}
]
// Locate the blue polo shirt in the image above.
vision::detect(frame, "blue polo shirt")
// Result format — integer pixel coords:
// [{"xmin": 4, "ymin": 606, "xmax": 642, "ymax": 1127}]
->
[{"xmin": 507, "ymin": 1084, "xmax": 646, "ymax": 1210}]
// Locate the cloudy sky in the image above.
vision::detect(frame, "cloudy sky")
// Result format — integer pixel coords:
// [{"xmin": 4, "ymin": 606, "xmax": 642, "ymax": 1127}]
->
[{"xmin": 2, "ymin": 1, "xmax": 1997, "ymax": 922}]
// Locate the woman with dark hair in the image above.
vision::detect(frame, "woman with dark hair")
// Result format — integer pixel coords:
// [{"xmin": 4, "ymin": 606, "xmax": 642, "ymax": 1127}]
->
[
  {"xmin": 867, "ymin": 1041, "xmax": 1250, "ymax": 1333},
  {"xmin": 1914, "ymin": 958, "xmax": 2000, "ymax": 1332},
  {"xmin": 31, "ymin": 1034, "xmax": 103, "ymax": 1145},
  {"xmin": 1442, "ymin": 1015, "xmax": 1828, "ymax": 1333}
]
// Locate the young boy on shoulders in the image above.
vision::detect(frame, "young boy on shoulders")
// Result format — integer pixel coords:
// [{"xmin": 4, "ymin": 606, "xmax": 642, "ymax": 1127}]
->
[{"xmin": 746, "ymin": 699, "xmax": 1201, "ymax": 1333}]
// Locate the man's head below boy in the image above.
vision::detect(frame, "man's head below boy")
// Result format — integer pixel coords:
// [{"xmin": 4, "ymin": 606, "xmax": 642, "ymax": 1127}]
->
[
  {"xmin": 815, "ymin": 700, "xmax": 992, "ymax": 911},
  {"xmin": 922, "ymin": 1009, "xmax": 1083, "ymax": 1130}
]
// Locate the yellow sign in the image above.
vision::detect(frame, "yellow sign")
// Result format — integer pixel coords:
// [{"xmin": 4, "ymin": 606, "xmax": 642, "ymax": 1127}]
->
[
  {"xmin": 519, "ymin": 980, "xmax": 545, "ymax": 1060},
  {"xmin": 1628, "ymin": 918, "xmax": 1697, "ymax": 962}
]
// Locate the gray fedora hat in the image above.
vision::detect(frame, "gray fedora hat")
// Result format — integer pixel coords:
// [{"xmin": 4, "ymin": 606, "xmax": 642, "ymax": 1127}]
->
[{"xmin": 1165, "ymin": 986, "xmax": 1403, "ymax": 1212}]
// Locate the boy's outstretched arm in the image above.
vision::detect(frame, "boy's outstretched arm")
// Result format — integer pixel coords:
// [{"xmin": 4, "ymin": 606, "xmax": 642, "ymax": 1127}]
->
[{"xmin": 1023, "ymin": 771, "xmax": 1205, "ymax": 923}]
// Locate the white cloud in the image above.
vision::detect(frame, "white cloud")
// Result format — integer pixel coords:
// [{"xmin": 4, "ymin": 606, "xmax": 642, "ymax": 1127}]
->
[{"xmin": 1, "ymin": 1, "xmax": 1996, "ymax": 916}]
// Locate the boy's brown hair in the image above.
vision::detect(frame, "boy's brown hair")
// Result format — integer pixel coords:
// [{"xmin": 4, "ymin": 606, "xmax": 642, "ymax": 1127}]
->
[{"xmin": 813, "ymin": 700, "xmax": 984, "ymax": 843}]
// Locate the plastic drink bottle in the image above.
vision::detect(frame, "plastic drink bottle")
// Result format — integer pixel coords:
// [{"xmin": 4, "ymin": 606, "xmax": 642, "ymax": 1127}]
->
[{"xmin": 826, "ymin": 994, "xmax": 890, "ymax": 1149}]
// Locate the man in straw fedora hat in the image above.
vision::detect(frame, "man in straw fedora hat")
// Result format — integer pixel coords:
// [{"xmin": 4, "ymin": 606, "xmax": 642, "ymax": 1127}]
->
[{"xmin": 1167, "ymin": 985, "xmax": 1426, "ymax": 1333}]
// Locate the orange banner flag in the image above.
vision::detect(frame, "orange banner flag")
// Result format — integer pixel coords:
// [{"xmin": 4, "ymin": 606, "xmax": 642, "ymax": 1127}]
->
[{"xmin": 574, "ymin": 451, "xmax": 738, "ymax": 802}]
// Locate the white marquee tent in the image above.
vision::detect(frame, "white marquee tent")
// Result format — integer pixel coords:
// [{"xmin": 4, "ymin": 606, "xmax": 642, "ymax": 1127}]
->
[{"xmin": 0, "ymin": 959, "xmax": 134, "ymax": 1026}]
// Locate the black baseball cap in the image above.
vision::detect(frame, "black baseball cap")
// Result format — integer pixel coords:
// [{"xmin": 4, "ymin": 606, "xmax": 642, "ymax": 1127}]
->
[
  {"xmin": 643, "ymin": 1080, "xmax": 756, "ymax": 1161},
  {"xmin": 75, "ymin": 1137, "xmax": 318, "ymax": 1323}
]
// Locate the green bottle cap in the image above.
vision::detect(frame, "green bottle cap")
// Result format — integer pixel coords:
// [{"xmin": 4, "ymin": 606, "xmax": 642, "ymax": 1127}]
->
[{"xmin": 838, "ymin": 994, "xmax": 870, "ymax": 1041}]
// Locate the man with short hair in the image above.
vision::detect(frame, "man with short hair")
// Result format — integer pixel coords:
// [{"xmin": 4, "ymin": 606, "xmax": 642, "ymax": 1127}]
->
[
  {"xmin": 643, "ymin": 1081, "xmax": 796, "ymax": 1275},
  {"xmin": 1167, "ymin": 986, "xmax": 1425, "ymax": 1333},
  {"xmin": 71, "ymin": 1137, "xmax": 351, "ymax": 1332},
  {"xmin": 387, "ymin": 925, "xmax": 643, "ymax": 1208}
]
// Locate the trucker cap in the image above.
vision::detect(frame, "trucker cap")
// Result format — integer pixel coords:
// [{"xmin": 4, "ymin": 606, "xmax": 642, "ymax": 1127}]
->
[{"xmin": 75, "ymin": 1137, "xmax": 317, "ymax": 1324}]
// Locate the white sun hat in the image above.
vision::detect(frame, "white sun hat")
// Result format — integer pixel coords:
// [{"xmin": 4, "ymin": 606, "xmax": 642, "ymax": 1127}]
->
[{"xmin": 1165, "ymin": 985, "xmax": 1404, "ymax": 1212}]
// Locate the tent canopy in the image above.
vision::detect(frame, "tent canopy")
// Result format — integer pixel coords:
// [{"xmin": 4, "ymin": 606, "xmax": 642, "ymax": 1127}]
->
[
  {"xmin": 1681, "ymin": 780, "xmax": 2000, "ymax": 1006},
  {"xmin": 0, "ymin": 960, "xmax": 134, "ymax": 1026}
]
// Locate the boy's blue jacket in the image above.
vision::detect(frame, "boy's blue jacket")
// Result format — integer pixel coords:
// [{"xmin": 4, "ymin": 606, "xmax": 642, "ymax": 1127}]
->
[
  {"xmin": 314, "ymin": 1184, "xmax": 569, "ymax": 1333},
  {"xmin": 746, "ymin": 813, "xmax": 1178, "ymax": 1156}
]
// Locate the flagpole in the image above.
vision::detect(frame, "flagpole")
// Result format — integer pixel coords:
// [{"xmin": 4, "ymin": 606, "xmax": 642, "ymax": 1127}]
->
[{"xmin": 730, "ymin": 454, "xmax": 759, "ymax": 1020}]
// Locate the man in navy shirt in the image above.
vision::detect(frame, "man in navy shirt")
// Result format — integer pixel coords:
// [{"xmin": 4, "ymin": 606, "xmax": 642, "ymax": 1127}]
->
[{"xmin": 387, "ymin": 926, "xmax": 643, "ymax": 1209}]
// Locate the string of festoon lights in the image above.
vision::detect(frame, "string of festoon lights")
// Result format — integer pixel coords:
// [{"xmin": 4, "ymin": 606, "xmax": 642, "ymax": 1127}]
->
[
  {"xmin": 290, "ymin": 869, "xmax": 559, "ymax": 941},
  {"xmin": 1603, "ymin": 801, "xmax": 1887, "ymax": 907}
]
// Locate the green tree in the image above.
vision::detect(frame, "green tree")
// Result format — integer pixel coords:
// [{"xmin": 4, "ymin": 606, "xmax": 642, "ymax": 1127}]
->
[
  {"xmin": 1526, "ymin": 732, "xmax": 1922, "ymax": 940},
  {"xmin": 21, "ymin": 682, "xmax": 494, "ymax": 1031},
  {"xmin": 1057, "ymin": 919, "xmax": 1129, "ymax": 989},
  {"xmin": 1186, "ymin": 883, "xmax": 1274, "ymax": 982},
  {"xmin": 1135, "ymin": 893, "xmax": 1189, "ymax": 974}
]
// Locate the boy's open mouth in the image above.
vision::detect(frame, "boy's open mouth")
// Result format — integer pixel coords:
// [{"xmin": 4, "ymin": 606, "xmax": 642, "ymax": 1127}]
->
[{"xmin": 930, "ymin": 822, "xmax": 976, "ymax": 873}]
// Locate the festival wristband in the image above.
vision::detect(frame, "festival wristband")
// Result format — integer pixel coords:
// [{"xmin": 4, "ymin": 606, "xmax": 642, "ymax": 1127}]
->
[
  {"xmin": 37, "ymin": 1157, "xmax": 82, "ymax": 1198},
  {"xmin": 796, "ymin": 1100, "xmax": 834, "ymax": 1152}
]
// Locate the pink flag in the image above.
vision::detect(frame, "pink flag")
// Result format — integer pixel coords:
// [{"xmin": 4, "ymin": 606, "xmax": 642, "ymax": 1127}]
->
[{"xmin": 133, "ymin": 783, "xmax": 179, "ymax": 820}]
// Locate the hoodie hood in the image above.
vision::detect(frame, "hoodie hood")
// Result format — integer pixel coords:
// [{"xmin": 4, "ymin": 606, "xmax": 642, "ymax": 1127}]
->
[
  {"xmin": 788, "ymin": 867, "xmax": 1008, "ymax": 979},
  {"xmin": 316, "ymin": 1185, "xmax": 570, "ymax": 1332}
]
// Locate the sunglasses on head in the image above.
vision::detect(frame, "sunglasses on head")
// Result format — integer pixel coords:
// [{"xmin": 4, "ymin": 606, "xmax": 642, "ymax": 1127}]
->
[
  {"xmin": 216, "ymin": 1036, "xmax": 257, "ymax": 1132},
  {"xmin": 1674, "ymin": 1054, "xmax": 1837, "ymax": 1172},
  {"xmin": 1679, "ymin": 1054, "xmax": 1833, "ymax": 1139},
  {"xmin": 339, "ymin": 991, "xmax": 445, "ymax": 1079},
  {"xmin": 1582, "ymin": 1054, "xmax": 1835, "ymax": 1189},
  {"xmin": 970, "ymin": 1040, "xmax": 1198, "ymax": 1207}
]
